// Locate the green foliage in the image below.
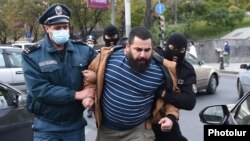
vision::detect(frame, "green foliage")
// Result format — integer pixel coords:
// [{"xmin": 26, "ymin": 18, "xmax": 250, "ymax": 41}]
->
[
  {"xmin": 186, "ymin": 16, "xmax": 250, "ymax": 40},
  {"xmin": 131, "ymin": 1, "xmax": 145, "ymax": 27},
  {"xmin": 0, "ymin": 0, "xmax": 250, "ymax": 43}
]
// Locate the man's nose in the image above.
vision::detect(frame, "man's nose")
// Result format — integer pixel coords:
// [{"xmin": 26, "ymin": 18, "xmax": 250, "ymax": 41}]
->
[{"xmin": 139, "ymin": 51, "xmax": 146, "ymax": 58}]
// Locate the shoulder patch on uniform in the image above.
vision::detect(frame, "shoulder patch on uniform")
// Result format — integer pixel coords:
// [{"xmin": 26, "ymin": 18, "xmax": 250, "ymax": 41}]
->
[{"xmin": 23, "ymin": 44, "xmax": 41, "ymax": 54}]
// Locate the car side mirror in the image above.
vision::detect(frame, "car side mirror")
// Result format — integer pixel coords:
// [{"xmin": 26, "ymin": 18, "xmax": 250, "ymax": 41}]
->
[
  {"xmin": 199, "ymin": 105, "xmax": 229, "ymax": 125},
  {"xmin": 240, "ymin": 64, "xmax": 247, "ymax": 69}
]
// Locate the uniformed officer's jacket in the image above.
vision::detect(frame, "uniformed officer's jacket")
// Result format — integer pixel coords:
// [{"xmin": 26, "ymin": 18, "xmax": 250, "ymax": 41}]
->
[
  {"xmin": 22, "ymin": 35, "xmax": 97, "ymax": 123},
  {"xmin": 84, "ymin": 46, "xmax": 179, "ymax": 129}
]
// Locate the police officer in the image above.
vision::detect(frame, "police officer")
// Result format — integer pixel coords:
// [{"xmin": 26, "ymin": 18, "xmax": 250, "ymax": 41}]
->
[
  {"xmin": 83, "ymin": 34, "xmax": 97, "ymax": 118},
  {"xmin": 22, "ymin": 3, "xmax": 97, "ymax": 141},
  {"xmin": 153, "ymin": 33, "xmax": 197, "ymax": 141},
  {"xmin": 84, "ymin": 35, "xmax": 96, "ymax": 48}
]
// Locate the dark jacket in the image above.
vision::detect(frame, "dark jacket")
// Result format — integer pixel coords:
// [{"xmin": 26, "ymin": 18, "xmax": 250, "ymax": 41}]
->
[
  {"xmin": 153, "ymin": 46, "xmax": 197, "ymax": 141},
  {"xmin": 22, "ymin": 35, "xmax": 97, "ymax": 124},
  {"xmin": 153, "ymin": 46, "xmax": 196, "ymax": 110}
]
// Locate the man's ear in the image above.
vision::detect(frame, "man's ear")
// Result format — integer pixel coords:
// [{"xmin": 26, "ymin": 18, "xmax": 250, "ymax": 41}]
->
[
  {"xmin": 124, "ymin": 44, "xmax": 129, "ymax": 54},
  {"xmin": 44, "ymin": 25, "xmax": 50, "ymax": 33}
]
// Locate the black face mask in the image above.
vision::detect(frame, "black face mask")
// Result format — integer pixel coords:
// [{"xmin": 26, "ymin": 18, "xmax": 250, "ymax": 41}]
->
[
  {"xmin": 164, "ymin": 45, "xmax": 186, "ymax": 64},
  {"xmin": 103, "ymin": 25, "xmax": 119, "ymax": 47},
  {"xmin": 164, "ymin": 33, "xmax": 187, "ymax": 64},
  {"xmin": 103, "ymin": 34, "xmax": 119, "ymax": 46}
]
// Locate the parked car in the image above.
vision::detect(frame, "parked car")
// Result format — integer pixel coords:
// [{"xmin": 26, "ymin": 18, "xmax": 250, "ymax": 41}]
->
[
  {"xmin": 199, "ymin": 91, "xmax": 250, "ymax": 125},
  {"xmin": 185, "ymin": 52, "xmax": 219, "ymax": 94},
  {"xmin": 0, "ymin": 82, "xmax": 33, "ymax": 141},
  {"xmin": 11, "ymin": 42, "xmax": 34, "ymax": 50},
  {"xmin": 237, "ymin": 64, "xmax": 250, "ymax": 99},
  {"xmin": 0, "ymin": 46, "xmax": 26, "ymax": 92}
]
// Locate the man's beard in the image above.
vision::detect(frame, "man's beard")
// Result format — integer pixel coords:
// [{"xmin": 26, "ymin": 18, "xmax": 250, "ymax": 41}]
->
[{"xmin": 126, "ymin": 51, "xmax": 152, "ymax": 73}]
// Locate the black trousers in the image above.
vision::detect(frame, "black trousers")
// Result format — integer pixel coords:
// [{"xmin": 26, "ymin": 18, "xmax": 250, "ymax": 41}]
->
[{"xmin": 152, "ymin": 122, "xmax": 188, "ymax": 141}]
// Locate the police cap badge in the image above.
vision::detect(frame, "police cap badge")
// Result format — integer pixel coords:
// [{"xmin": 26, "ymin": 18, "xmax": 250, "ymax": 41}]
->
[{"xmin": 39, "ymin": 3, "xmax": 71, "ymax": 25}]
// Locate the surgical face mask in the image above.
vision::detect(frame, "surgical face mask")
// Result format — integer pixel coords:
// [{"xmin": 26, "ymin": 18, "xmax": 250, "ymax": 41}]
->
[
  {"xmin": 51, "ymin": 30, "xmax": 70, "ymax": 45},
  {"xmin": 87, "ymin": 43, "xmax": 94, "ymax": 48}
]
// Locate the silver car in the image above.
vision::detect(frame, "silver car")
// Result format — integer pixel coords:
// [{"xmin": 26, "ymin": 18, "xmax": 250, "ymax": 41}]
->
[
  {"xmin": 237, "ymin": 64, "xmax": 250, "ymax": 99},
  {"xmin": 0, "ymin": 46, "xmax": 26, "ymax": 92},
  {"xmin": 185, "ymin": 52, "xmax": 219, "ymax": 94},
  {"xmin": 0, "ymin": 82, "xmax": 33, "ymax": 141}
]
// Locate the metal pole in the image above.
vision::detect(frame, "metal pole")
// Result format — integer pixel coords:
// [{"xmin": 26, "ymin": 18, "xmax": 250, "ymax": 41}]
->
[
  {"xmin": 111, "ymin": 0, "xmax": 116, "ymax": 25},
  {"xmin": 124, "ymin": 0, "xmax": 131, "ymax": 37}
]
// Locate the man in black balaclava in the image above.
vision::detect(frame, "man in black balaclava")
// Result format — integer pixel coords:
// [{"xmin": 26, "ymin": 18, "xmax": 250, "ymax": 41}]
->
[
  {"xmin": 153, "ymin": 33, "xmax": 197, "ymax": 141},
  {"xmin": 103, "ymin": 24, "xmax": 120, "ymax": 47},
  {"xmin": 164, "ymin": 33, "xmax": 187, "ymax": 64}
]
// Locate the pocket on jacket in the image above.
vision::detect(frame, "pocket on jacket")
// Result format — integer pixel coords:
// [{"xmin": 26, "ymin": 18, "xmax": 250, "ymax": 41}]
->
[
  {"xmin": 73, "ymin": 60, "xmax": 88, "ymax": 70},
  {"xmin": 40, "ymin": 65, "xmax": 60, "ymax": 73}
]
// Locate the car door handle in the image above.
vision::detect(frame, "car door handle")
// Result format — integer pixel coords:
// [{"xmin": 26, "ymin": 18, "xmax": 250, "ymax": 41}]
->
[{"xmin": 16, "ymin": 71, "xmax": 23, "ymax": 74}]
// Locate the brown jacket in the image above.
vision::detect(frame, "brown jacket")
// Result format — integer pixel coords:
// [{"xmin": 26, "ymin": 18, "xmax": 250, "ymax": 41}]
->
[{"xmin": 84, "ymin": 46, "xmax": 179, "ymax": 129}]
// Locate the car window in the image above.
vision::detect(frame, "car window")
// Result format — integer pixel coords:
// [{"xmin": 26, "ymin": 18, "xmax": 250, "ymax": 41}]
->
[
  {"xmin": 0, "ymin": 91, "xmax": 8, "ymax": 108},
  {"xmin": 8, "ymin": 52, "xmax": 22, "ymax": 67},
  {"xmin": 234, "ymin": 94, "xmax": 250, "ymax": 125},
  {"xmin": 12, "ymin": 45, "xmax": 22, "ymax": 48},
  {"xmin": 0, "ymin": 52, "xmax": 5, "ymax": 68},
  {"xmin": 24, "ymin": 44, "xmax": 33, "ymax": 48},
  {"xmin": 185, "ymin": 53, "xmax": 199, "ymax": 65}
]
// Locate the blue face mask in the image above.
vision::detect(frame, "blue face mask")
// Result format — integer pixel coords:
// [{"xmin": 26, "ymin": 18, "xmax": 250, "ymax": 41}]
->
[{"xmin": 51, "ymin": 30, "xmax": 70, "ymax": 45}]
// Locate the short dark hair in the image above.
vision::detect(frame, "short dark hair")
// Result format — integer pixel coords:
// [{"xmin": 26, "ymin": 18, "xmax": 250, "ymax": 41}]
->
[{"xmin": 128, "ymin": 27, "xmax": 152, "ymax": 45}]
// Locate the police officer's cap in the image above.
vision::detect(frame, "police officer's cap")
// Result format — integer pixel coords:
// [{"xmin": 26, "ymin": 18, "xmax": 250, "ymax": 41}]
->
[
  {"xmin": 39, "ymin": 3, "xmax": 71, "ymax": 25},
  {"xmin": 84, "ymin": 35, "xmax": 96, "ymax": 43}
]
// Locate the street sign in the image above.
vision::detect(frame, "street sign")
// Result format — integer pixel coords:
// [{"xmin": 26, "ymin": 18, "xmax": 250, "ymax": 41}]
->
[
  {"xmin": 155, "ymin": 3, "xmax": 165, "ymax": 14},
  {"xmin": 25, "ymin": 32, "xmax": 32, "ymax": 39}
]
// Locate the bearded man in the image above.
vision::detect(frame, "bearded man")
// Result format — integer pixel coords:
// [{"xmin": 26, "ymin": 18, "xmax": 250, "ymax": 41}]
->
[{"xmin": 83, "ymin": 27, "xmax": 180, "ymax": 141}]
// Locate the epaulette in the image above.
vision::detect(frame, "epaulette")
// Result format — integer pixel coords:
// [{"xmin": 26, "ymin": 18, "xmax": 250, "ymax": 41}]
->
[
  {"xmin": 23, "ymin": 44, "xmax": 41, "ymax": 54},
  {"xmin": 71, "ymin": 40, "xmax": 87, "ymax": 46}
]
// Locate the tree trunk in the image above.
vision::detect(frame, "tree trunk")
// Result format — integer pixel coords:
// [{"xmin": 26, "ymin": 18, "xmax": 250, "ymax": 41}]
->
[{"xmin": 144, "ymin": 0, "xmax": 152, "ymax": 28}]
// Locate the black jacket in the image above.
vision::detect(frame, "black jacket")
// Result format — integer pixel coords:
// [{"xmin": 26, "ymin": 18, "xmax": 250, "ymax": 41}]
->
[{"xmin": 154, "ymin": 46, "xmax": 196, "ymax": 110}]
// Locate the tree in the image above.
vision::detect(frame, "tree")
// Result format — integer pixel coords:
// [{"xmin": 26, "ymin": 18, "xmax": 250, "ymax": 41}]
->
[
  {"xmin": 144, "ymin": 0, "xmax": 152, "ymax": 29},
  {"xmin": 1, "ymin": 0, "xmax": 24, "ymax": 42},
  {"xmin": 229, "ymin": 0, "xmax": 250, "ymax": 11},
  {"xmin": 0, "ymin": 19, "xmax": 8, "ymax": 44},
  {"xmin": 178, "ymin": 0, "xmax": 208, "ymax": 38},
  {"xmin": 17, "ymin": 0, "xmax": 45, "ymax": 42},
  {"xmin": 226, "ymin": 5, "xmax": 245, "ymax": 30},
  {"xmin": 47, "ymin": 0, "xmax": 110, "ymax": 40}
]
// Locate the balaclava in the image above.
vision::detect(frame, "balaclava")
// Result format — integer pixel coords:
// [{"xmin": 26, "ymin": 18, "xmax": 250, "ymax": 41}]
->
[
  {"xmin": 103, "ymin": 24, "xmax": 119, "ymax": 46},
  {"xmin": 164, "ymin": 33, "xmax": 187, "ymax": 64}
]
